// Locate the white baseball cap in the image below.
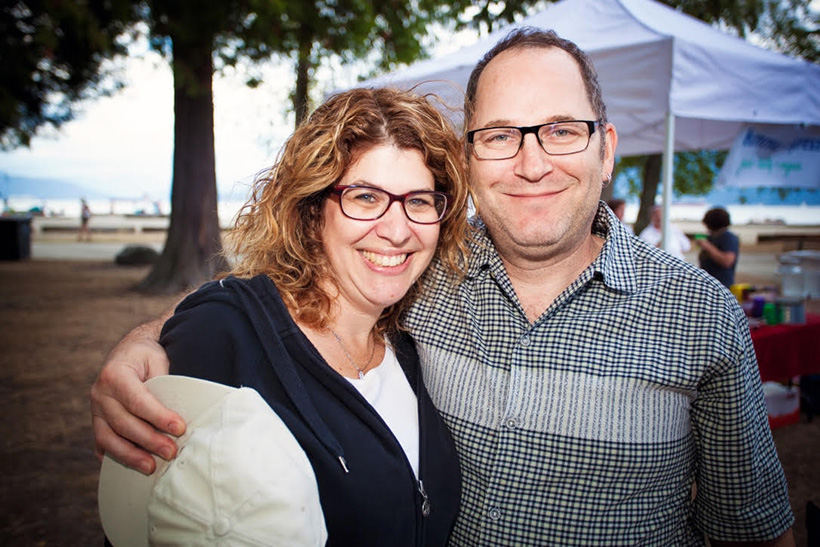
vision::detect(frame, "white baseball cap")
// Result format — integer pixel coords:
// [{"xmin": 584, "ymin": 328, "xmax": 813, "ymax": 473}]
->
[{"xmin": 98, "ymin": 375, "xmax": 327, "ymax": 546}]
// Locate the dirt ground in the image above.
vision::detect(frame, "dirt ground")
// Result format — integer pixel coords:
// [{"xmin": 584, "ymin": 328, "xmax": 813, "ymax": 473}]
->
[
  {"xmin": 0, "ymin": 260, "xmax": 183, "ymax": 545},
  {"xmin": 0, "ymin": 252, "xmax": 818, "ymax": 545}
]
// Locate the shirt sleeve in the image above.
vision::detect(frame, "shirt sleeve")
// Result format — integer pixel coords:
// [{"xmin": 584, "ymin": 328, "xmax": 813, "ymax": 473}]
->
[
  {"xmin": 689, "ymin": 303, "xmax": 794, "ymax": 541},
  {"xmin": 160, "ymin": 288, "xmax": 249, "ymax": 387},
  {"xmin": 716, "ymin": 231, "xmax": 740, "ymax": 256}
]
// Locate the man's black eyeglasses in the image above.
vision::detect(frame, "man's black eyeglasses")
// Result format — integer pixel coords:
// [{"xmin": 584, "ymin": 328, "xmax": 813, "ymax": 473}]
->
[{"xmin": 467, "ymin": 120, "xmax": 599, "ymax": 160}]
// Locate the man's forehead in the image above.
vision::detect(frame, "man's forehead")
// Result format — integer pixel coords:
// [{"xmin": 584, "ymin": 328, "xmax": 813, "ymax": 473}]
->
[{"xmin": 471, "ymin": 47, "xmax": 592, "ymax": 126}]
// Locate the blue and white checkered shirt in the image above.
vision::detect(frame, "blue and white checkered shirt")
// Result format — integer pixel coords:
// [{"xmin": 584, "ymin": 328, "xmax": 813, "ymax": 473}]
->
[{"xmin": 406, "ymin": 202, "xmax": 793, "ymax": 545}]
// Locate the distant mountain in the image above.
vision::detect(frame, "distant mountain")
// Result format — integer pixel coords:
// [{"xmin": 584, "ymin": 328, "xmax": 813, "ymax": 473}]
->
[{"xmin": 0, "ymin": 175, "xmax": 110, "ymax": 200}]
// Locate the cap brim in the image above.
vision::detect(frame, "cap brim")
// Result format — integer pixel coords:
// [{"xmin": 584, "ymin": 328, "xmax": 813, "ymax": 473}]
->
[{"xmin": 98, "ymin": 376, "xmax": 235, "ymax": 547}]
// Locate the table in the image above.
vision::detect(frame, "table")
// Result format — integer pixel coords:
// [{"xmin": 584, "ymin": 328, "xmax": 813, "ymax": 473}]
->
[{"xmin": 751, "ymin": 314, "xmax": 820, "ymax": 383}]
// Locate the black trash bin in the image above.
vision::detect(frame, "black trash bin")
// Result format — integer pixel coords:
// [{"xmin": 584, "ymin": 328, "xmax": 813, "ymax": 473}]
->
[{"xmin": 0, "ymin": 215, "xmax": 32, "ymax": 260}]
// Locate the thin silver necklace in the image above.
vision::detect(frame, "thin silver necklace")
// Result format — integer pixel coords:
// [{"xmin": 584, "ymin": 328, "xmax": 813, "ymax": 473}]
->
[{"xmin": 330, "ymin": 330, "xmax": 376, "ymax": 380}]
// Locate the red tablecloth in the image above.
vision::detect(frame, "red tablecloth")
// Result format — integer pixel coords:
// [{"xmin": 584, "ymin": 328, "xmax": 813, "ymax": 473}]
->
[{"xmin": 751, "ymin": 314, "xmax": 820, "ymax": 383}]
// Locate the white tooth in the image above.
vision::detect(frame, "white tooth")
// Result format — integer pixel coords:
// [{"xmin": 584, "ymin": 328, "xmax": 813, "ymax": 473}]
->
[{"xmin": 363, "ymin": 251, "xmax": 407, "ymax": 266}]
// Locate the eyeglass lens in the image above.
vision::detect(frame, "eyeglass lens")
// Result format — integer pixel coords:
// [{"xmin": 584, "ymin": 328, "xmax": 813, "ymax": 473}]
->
[
  {"xmin": 339, "ymin": 186, "xmax": 447, "ymax": 224},
  {"xmin": 471, "ymin": 121, "xmax": 594, "ymax": 159}
]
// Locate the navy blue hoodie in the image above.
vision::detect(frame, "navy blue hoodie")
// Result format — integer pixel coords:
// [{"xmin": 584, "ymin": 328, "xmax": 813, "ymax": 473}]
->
[{"xmin": 160, "ymin": 274, "xmax": 461, "ymax": 546}]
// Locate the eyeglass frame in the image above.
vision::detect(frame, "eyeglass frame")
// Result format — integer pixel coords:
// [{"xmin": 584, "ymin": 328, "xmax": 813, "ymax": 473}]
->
[
  {"xmin": 466, "ymin": 120, "xmax": 600, "ymax": 160},
  {"xmin": 328, "ymin": 185, "xmax": 450, "ymax": 225}
]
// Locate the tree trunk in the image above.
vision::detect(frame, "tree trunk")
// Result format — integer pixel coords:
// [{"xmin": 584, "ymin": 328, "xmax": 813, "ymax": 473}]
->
[
  {"xmin": 633, "ymin": 153, "xmax": 662, "ymax": 236},
  {"xmin": 138, "ymin": 36, "xmax": 229, "ymax": 294},
  {"xmin": 293, "ymin": 36, "xmax": 312, "ymax": 127}
]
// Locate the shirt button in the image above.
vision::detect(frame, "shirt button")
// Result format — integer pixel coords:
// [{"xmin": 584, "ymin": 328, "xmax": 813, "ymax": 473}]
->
[
  {"xmin": 505, "ymin": 417, "xmax": 518, "ymax": 429},
  {"xmin": 489, "ymin": 507, "xmax": 501, "ymax": 520},
  {"xmin": 520, "ymin": 335, "xmax": 531, "ymax": 347}
]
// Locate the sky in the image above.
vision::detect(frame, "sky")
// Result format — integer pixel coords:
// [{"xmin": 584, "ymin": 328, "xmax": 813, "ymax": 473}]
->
[
  {"xmin": 2, "ymin": 8, "xmax": 817, "ymax": 205},
  {"xmin": 0, "ymin": 48, "xmax": 301, "ymax": 201},
  {"xmin": 0, "ymin": 29, "xmax": 477, "ymax": 203}
]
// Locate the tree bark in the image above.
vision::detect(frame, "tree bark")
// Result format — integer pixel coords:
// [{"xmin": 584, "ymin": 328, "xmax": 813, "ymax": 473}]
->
[
  {"xmin": 138, "ymin": 35, "xmax": 229, "ymax": 294},
  {"xmin": 293, "ymin": 35, "xmax": 312, "ymax": 127},
  {"xmin": 633, "ymin": 153, "xmax": 662, "ymax": 236}
]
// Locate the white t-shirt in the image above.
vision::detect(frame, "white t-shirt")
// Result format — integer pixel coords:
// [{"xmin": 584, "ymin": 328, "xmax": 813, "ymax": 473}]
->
[
  {"xmin": 347, "ymin": 345, "xmax": 420, "ymax": 477},
  {"xmin": 638, "ymin": 224, "xmax": 691, "ymax": 261}
]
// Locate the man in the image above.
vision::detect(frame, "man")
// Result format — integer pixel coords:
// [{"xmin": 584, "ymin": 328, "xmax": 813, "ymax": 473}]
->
[
  {"xmin": 91, "ymin": 28, "xmax": 794, "ymax": 544},
  {"xmin": 638, "ymin": 204, "xmax": 692, "ymax": 260},
  {"xmin": 696, "ymin": 206, "xmax": 740, "ymax": 288}
]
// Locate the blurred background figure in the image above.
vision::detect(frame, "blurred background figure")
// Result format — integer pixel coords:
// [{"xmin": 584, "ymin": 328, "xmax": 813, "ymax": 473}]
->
[
  {"xmin": 606, "ymin": 198, "xmax": 626, "ymax": 222},
  {"xmin": 696, "ymin": 206, "xmax": 739, "ymax": 288},
  {"xmin": 606, "ymin": 198, "xmax": 630, "ymax": 234},
  {"xmin": 78, "ymin": 198, "xmax": 92, "ymax": 242},
  {"xmin": 638, "ymin": 205, "xmax": 691, "ymax": 261}
]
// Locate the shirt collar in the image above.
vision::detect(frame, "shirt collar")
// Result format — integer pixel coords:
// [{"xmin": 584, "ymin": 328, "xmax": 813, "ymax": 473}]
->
[
  {"xmin": 465, "ymin": 216, "xmax": 503, "ymax": 279},
  {"xmin": 466, "ymin": 202, "xmax": 638, "ymax": 295},
  {"xmin": 591, "ymin": 201, "xmax": 638, "ymax": 294}
]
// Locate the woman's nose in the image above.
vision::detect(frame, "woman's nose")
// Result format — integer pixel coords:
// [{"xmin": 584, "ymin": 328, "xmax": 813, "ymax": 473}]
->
[{"xmin": 374, "ymin": 201, "xmax": 413, "ymax": 243}]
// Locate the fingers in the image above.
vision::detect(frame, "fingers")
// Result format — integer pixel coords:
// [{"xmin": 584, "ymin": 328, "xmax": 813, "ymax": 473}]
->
[
  {"xmin": 92, "ymin": 415, "xmax": 159, "ymax": 475},
  {"xmin": 90, "ymin": 333, "xmax": 183, "ymax": 474},
  {"xmin": 90, "ymin": 375, "xmax": 183, "ymax": 472}
]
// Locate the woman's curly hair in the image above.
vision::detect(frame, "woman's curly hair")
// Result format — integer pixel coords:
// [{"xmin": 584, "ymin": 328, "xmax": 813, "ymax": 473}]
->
[{"xmin": 226, "ymin": 87, "xmax": 472, "ymax": 333}]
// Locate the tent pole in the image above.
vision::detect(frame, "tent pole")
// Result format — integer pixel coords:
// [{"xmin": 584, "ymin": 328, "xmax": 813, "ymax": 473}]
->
[{"xmin": 661, "ymin": 111, "xmax": 675, "ymax": 251}]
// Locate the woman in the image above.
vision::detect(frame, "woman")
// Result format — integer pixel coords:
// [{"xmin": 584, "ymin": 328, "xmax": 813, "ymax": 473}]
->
[{"xmin": 158, "ymin": 88, "xmax": 470, "ymax": 545}]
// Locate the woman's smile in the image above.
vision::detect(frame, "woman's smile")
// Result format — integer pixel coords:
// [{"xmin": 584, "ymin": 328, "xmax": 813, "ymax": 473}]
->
[{"xmin": 362, "ymin": 250, "xmax": 409, "ymax": 268}]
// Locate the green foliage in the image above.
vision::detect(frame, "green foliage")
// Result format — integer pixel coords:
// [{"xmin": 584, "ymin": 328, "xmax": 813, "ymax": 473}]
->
[
  {"xmin": 238, "ymin": 0, "xmax": 544, "ymax": 122},
  {"xmin": 761, "ymin": 0, "xmax": 819, "ymax": 63},
  {"xmin": 616, "ymin": 155, "xmax": 644, "ymax": 196},
  {"xmin": 663, "ymin": 0, "xmax": 818, "ymax": 62},
  {"xmin": 672, "ymin": 150, "xmax": 729, "ymax": 196},
  {"xmin": 668, "ymin": 0, "xmax": 767, "ymax": 37},
  {"xmin": 0, "ymin": 0, "xmax": 140, "ymax": 149},
  {"xmin": 616, "ymin": 149, "xmax": 728, "ymax": 198},
  {"xmin": 4, "ymin": 0, "xmax": 541, "ymax": 144},
  {"xmin": 446, "ymin": 0, "xmax": 549, "ymax": 32},
  {"xmin": 1, "ymin": 0, "xmax": 813, "ymax": 149}
]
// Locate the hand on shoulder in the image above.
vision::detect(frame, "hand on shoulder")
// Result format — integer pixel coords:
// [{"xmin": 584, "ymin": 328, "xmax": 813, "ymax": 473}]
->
[{"xmin": 90, "ymin": 316, "xmax": 181, "ymax": 475}]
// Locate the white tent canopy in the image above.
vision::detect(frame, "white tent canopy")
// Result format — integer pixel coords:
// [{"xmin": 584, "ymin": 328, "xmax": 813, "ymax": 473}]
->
[
  {"xmin": 349, "ymin": 0, "xmax": 820, "ymax": 246},
  {"xmin": 352, "ymin": 0, "xmax": 820, "ymax": 157}
]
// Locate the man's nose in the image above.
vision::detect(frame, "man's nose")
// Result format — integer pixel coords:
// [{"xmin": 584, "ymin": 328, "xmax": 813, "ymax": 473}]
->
[{"xmin": 514, "ymin": 133, "xmax": 554, "ymax": 182}]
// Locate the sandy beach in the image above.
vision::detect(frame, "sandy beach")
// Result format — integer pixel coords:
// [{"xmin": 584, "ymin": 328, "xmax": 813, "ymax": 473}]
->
[{"xmin": 0, "ymin": 228, "xmax": 818, "ymax": 545}]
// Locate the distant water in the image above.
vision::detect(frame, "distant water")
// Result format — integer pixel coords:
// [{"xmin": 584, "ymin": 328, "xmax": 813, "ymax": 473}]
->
[
  {"xmin": 4, "ymin": 196, "xmax": 250, "ymax": 227},
  {"xmin": 7, "ymin": 193, "xmax": 819, "ymax": 227}
]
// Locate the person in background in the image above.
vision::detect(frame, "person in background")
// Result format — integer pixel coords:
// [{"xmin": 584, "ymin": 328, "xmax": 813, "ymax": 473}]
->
[
  {"xmin": 638, "ymin": 204, "xmax": 691, "ymax": 261},
  {"xmin": 606, "ymin": 197, "xmax": 631, "ymax": 233},
  {"xmin": 696, "ymin": 206, "xmax": 739, "ymax": 288},
  {"xmin": 606, "ymin": 197, "xmax": 626, "ymax": 222},
  {"xmin": 89, "ymin": 28, "xmax": 794, "ymax": 544},
  {"xmin": 78, "ymin": 198, "xmax": 92, "ymax": 242}
]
